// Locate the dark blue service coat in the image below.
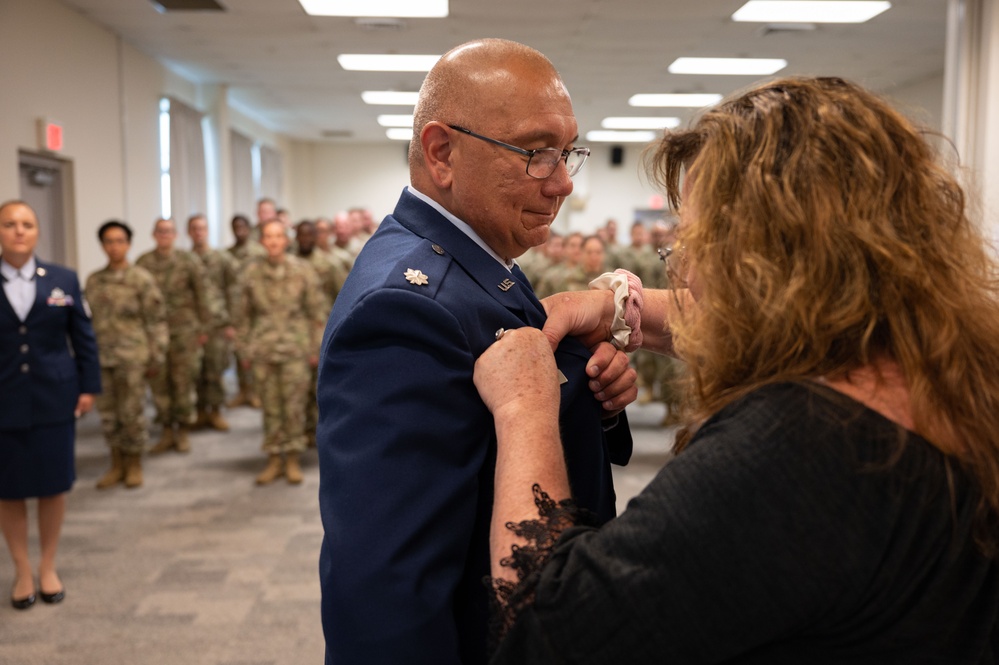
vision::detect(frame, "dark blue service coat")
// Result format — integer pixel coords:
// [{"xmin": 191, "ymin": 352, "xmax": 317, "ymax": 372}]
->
[
  {"xmin": 317, "ymin": 189, "xmax": 631, "ymax": 664},
  {"xmin": 0, "ymin": 260, "xmax": 100, "ymax": 431}
]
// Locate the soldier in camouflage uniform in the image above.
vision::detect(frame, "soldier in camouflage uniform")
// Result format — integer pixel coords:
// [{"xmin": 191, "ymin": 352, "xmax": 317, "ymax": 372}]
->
[
  {"xmin": 642, "ymin": 221, "xmax": 686, "ymax": 425},
  {"xmin": 86, "ymin": 220, "xmax": 168, "ymax": 489},
  {"xmin": 537, "ymin": 231, "xmax": 585, "ymax": 297},
  {"xmin": 235, "ymin": 219, "xmax": 325, "ymax": 485},
  {"xmin": 295, "ymin": 220, "xmax": 346, "ymax": 447},
  {"xmin": 188, "ymin": 214, "xmax": 238, "ymax": 431},
  {"xmin": 226, "ymin": 214, "xmax": 264, "ymax": 408},
  {"xmin": 136, "ymin": 218, "xmax": 213, "ymax": 453},
  {"xmin": 564, "ymin": 235, "xmax": 608, "ymax": 292}
]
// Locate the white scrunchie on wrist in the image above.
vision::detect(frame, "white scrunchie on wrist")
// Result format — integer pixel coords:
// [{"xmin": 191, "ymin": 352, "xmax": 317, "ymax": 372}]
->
[{"xmin": 587, "ymin": 269, "xmax": 643, "ymax": 352}]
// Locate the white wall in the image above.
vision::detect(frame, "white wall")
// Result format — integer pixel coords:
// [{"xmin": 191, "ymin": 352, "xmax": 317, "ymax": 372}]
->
[
  {"xmin": 563, "ymin": 144, "xmax": 662, "ymax": 238},
  {"xmin": 285, "ymin": 141, "xmax": 412, "ymax": 222},
  {"xmin": 1, "ymin": 0, "xmax": 124, "ymax": 275},
  {"xmin": 885, "ymin": 71, "xmax": 945, "ymax": 130}
]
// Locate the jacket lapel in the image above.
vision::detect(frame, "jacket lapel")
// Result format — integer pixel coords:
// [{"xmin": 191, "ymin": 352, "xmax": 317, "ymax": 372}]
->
[
  {"xmin": 26, "ymin": 260, "xmax": 51, "ymax": 322},
  {"xmin": 392, "ymin": 191, "xmax": 545, "ymax": 325}
]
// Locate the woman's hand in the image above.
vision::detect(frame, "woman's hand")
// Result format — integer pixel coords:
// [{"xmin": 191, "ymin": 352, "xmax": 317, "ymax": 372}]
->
[
  {"xmin": 75, "ymin": 393, "xmax": 94, "ymax": 418},
  {"xmin": 474, "ymin": 327, "xmax": 561, "ymax": 421}
]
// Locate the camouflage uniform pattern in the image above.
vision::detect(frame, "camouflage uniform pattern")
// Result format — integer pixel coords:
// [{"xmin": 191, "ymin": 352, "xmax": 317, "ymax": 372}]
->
[
  {"xmin": 136, "ymin": 249, "xmax": 213, "ymax": 426},
  {"xmin": 193, "ymin": 248, "xmax": 238, "ymax": 410},
  {"xmin": 536, "ymin": 262, "xmax": 585, "ymax": 298},
  {"xmin": 227, "ymin": 241, "xmax": 265, "ymax": 399},
  {"xmin": 626, "ymin": 242, "xmax": 685, "ymax": 420},
  {"xmin": 85, "ymin": 264, "xmax": 168, "ymax": 455},
  {"xmin": 301, "ymin": 250, "xmax": 347, "ymax": 445},
  {"xmin": 235, "ymin": 256, "xmax": 325, "ymax": 454}
]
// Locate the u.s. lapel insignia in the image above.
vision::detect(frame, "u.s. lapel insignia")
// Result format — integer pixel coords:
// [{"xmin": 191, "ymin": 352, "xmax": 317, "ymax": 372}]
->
[
  {"xmin": 404, "ymin": 268, "xmax": 429, "ymax": 286},
  {"xmin": 498, "ymin": 278, "xmax": 515, "ymax": 292},
  {"xmin": 36, "ymin": 267, "xmax": 47, "ymax": 277}
]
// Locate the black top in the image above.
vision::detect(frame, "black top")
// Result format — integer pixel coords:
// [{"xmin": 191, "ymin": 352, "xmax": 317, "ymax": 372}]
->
[{"xmin": 493, "ymin": 382, "xmax": 999, "ymax": 664}]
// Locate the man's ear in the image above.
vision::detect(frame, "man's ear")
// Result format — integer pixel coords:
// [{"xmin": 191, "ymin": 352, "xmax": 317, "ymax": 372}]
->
[{"xmin": 422, "ymin": 122, "xmax": 454, "ymax": 189}]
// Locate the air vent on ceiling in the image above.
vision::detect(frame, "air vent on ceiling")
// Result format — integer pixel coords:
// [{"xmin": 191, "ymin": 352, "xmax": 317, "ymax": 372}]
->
[
  {"xmin": 354, "ymin": 17, "xmax": 406, "ymax": 31},
  {"xmin": 150, "ymin": 0, "xmax": 226, "ymax": 11},
  {"xmin": 322, "ymin": 130, "xmax": 354, "ymax": 139},
  {"xmin": 759, "ymin": 22, "xmax": 816, "ymax": 36}
]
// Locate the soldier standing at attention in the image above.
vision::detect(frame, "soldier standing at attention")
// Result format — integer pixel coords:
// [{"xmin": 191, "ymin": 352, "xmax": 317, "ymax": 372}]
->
[
  {"xmin": 137, "ymin": 218, "xmax": 213, "ymax": 454},
  {"xmin": 86, "ymin": 221, "xmax": 167, "ymax": 489},
  {"xmin": 236, "ymin": 219, "xmax": 325, "ymax": 485},
  {"xmin": 226, "ymin": 214, "xmax": 264, "ymax": 408},
  {"xmin": 187, "ymin": 214, "xmax": 237, "ymax": 431},
  {"xmin": 295, "ymin": 220, "xmax": 345, "ymax": 448}
]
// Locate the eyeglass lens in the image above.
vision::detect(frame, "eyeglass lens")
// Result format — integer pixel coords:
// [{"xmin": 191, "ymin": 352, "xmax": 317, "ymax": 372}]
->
[{"xmin": 527, "ymin": 149, "xmax": 588, "ymax": 179}]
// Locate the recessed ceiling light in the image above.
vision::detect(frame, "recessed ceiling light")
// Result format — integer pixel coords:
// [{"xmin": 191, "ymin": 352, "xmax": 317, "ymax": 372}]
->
[
  {"xmin": 629, "ymin": 93, "xmax": 724, "ymax": 108},
  {"xmin": 299, "ymin": 0, "xmax": 448, "ymax": 17},
  {"xmin": 732, "ymin": 1, "xmax": 890, "ymax": 23},
  {"xmin": 337, "ymin": 54, "xmax": 441, "ymax": 71},
  {"xmin": 668, "ymin": 57, "xmax": 788, "ymax": 75},
  {"xmin": 386, "ymin": 128, "xmax": 414, "ymax": 141},
  {"xmin": 602, "ymin": 117, "xmax": 681, "ymax": 130},
  {"xmin": 362, "ymin": 91, "xmax": 420, "ymax": 105},
  {"xmin": 377, "ymin": 114, "xmax": 414, "ymax": 127},
  {"xmin": 586, "ymin": 130, "xmax": 658, "ymax": 143}
]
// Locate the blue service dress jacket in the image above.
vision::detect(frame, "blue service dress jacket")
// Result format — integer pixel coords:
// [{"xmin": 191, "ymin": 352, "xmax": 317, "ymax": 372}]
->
[
  {"xmin": 0, "ymin": 259, "xmax": 100, "ymax": 431},
  {"xmin": 317, "ymin": 188, "xmax": 633, "ymax": 665}
]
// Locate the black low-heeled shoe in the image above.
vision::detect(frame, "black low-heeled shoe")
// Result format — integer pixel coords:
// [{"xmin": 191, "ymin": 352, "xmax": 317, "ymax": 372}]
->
[
  {"xmin": 11, "ymin": 591, "xmax": 36, "ymax": 610},
  {"xmin": 40, "ymin": 588, "xmax": 65, "ymax": 604}
]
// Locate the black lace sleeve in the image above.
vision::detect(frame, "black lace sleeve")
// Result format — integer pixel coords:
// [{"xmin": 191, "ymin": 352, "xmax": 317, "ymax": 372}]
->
[{"xmin": 486, "ymin": 484, "xmax": 599, "ymax": 650}]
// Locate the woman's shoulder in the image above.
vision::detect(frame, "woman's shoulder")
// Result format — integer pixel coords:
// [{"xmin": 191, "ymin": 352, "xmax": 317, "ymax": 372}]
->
[{"xmin": 684, "ymin": 381, "xmax": 947, "ymax": 482}]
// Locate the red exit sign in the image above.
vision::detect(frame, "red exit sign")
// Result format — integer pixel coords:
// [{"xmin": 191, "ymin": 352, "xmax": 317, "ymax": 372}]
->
[{"xmin": 37, "ymin": 118, "xmax": 64, "ymax": 152}]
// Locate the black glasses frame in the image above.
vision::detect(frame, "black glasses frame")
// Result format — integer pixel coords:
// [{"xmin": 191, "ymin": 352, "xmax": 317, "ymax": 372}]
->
[{"xmin": 447, "ymin": 124, "xmax": 590, "ymax": 179}]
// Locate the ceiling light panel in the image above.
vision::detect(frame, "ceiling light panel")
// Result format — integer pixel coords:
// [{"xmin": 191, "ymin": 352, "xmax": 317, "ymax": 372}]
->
[
  {"xmin": 628, "ymin": 93, "xmax": 723, "ymax": 107},
  {"xmin": 586, "ymin": 130, "xmax": 657, "ymax": 143},
  {"xmin": 602, "ymin": 117, "xmax": 681, "ymax": 130},
  {"xmin": 668, "ymin": 57, "xmax": 788, "ymax": 75},
  {"xmin": 732, "ymin": 1, "xmax": 891, "ymax": 23},
  {"xmin": 337, "ymin": 54, "xmax": 441, "ymax": 71},
  {"xmin": 300, "ymin": 0, "xmax": 448, "ymax": 17},
  {"xmin": 386, "ymin": 128, "xmax": 414, "ymax": 141},
  {"xmin": 362, "ymin": 91, "xmax": 420, "ymax": 105}
]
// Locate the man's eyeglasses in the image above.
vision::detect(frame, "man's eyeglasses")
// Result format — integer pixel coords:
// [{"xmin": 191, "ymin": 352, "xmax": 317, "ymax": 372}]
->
[{"xmin": 447, "ymin": 124, "xmax": 590, "ymax": 179}]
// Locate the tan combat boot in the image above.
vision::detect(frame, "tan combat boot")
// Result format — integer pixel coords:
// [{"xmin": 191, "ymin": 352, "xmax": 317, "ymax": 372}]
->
[
  {"xmin": 285, "ymin": 452, "xmax": 303, "ymax": 485},
  {"xmin": 175, "ymin": 425, "xmax": 191, "ymax": 453},
  {"xmin": 208, "ymin": 408, "xmax": 230, "ymax": 432},
  {"xmin": 226, "ymin": 392, "xmax": 247, "ymax": 408},
  {"xmin": 148, "ymin": 426, "xmax": 175, "ymax": 455},
  {"xmin": 255, "ymin": 454, "xmax": 284, "ymax": 485},
  {"xmin": 95, "ymin": 449, "xmax": 125, "ymax": 489},
  {"xmin": 191, "ymin": 409, "xmax": 209, "ymax": 431},
  {"xmin": 124, "ymin": 455, "xmax": 144, "ymax": 488}
]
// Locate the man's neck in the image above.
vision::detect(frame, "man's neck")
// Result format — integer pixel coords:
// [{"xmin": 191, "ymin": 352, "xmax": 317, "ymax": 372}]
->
[{"xmin": 155, "ymin": 247, "xmax": 173, "ymax": 258}]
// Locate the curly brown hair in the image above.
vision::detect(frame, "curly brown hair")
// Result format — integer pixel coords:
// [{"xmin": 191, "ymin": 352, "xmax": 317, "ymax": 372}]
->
[{"xmin": 647, "ymin": 76, "xmax": 999, "ymax": 554}]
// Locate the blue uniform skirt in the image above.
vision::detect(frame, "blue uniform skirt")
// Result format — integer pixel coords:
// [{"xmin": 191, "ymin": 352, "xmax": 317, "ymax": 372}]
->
[{"xmin": 0, "ymin": 421, "xmax": 76, "ymax": 499}]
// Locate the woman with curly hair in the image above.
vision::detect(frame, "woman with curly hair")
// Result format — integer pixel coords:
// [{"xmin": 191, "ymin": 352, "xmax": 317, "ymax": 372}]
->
[{"xmin": 475, "ymin": 76, "xmax": 999, "ymax": 663}]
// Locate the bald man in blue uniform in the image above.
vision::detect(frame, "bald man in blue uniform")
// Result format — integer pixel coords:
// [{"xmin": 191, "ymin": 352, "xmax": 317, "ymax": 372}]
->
[{"xmin": 317, "ymin": 39, "xmax": 633, "ymax": 664}]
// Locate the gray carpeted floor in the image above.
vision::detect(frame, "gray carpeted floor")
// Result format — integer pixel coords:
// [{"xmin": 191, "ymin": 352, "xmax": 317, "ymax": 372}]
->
[{"xmin": 0, "ymin": 395, "xmax": 673, "ymax": 665}]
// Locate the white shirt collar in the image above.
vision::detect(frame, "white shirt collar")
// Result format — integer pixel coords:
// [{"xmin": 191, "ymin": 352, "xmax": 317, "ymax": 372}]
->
[
  {"xmin": 1, "ymin": 255, "xmax": 37, "ymax": 281},
  {"xmin": 407, "ymin": 186, "xmax": 515, "ymax": 271}
]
